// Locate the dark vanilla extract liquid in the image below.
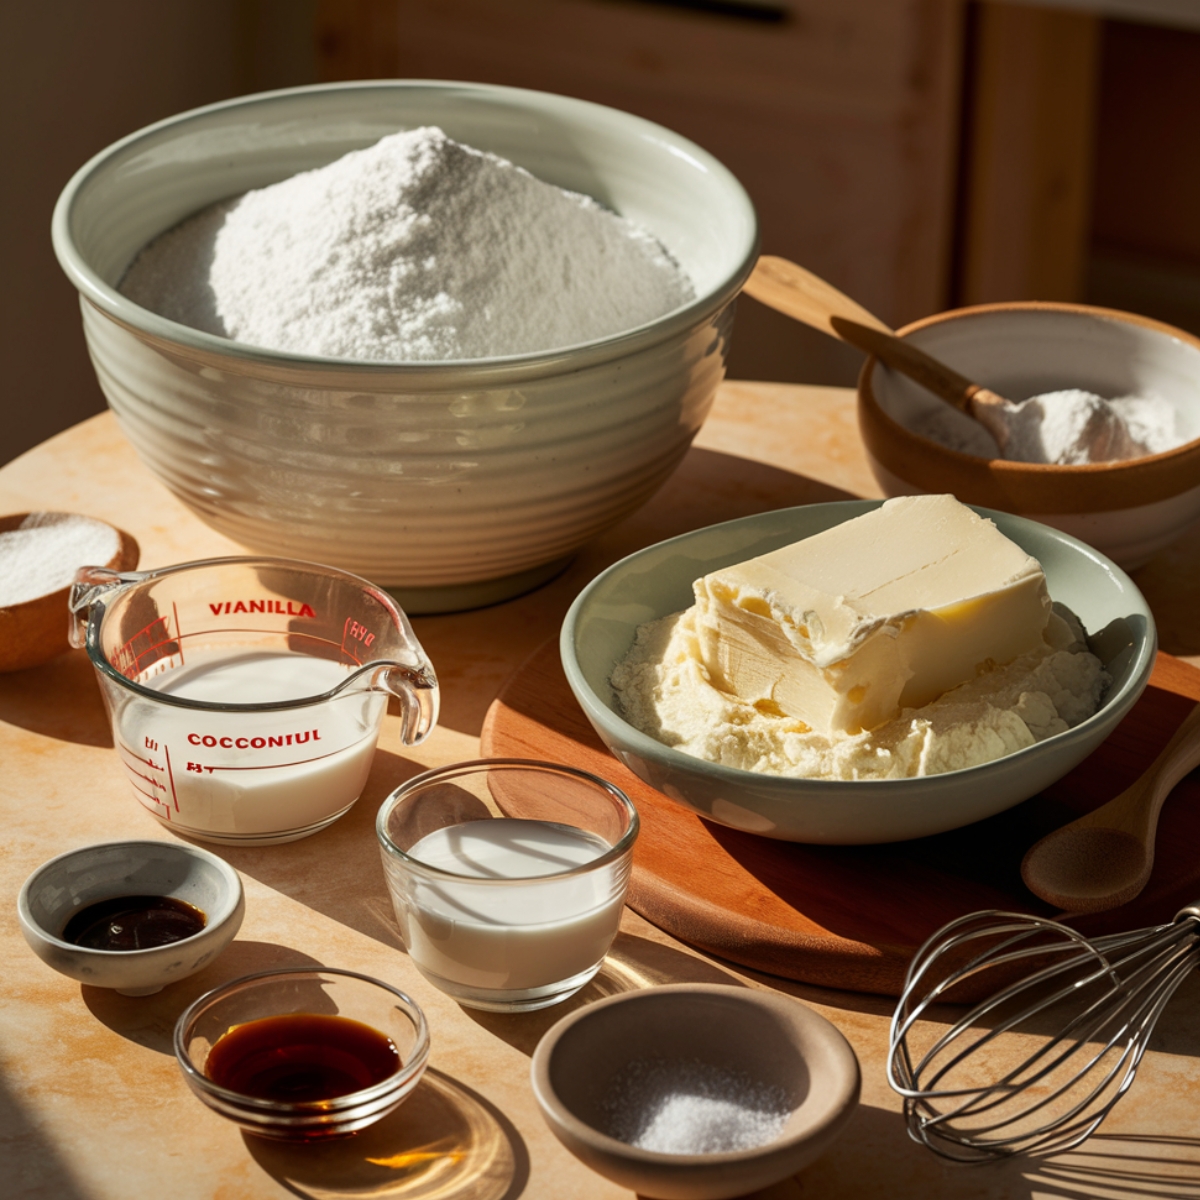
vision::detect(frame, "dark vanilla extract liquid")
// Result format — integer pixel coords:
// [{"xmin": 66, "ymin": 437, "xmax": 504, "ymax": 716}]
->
[
  {"xmin": 204, "ymin": 1013, "xmax": 400, "ymax": 1102},
  {"xmin": 62, "ymin": 894, "xmax": 207, "ymax": 951}
]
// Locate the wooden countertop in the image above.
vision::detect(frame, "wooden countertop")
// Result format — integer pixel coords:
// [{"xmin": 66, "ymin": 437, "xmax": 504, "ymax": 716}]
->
[{"xmin": 5, "ymin": 382, "xmax": 1200, "ymax": 1200}]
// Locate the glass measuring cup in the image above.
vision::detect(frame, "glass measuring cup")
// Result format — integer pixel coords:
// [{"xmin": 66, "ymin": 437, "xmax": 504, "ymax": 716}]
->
[{"xmin": 70, "ymin": 556, "xmax": 439, "ymax": 845}]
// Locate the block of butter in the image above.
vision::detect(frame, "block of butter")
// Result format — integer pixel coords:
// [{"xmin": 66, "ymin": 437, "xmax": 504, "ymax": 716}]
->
[{"xmin": 691, "ymin": 495, "xmax": 1052, "ymax": 736}]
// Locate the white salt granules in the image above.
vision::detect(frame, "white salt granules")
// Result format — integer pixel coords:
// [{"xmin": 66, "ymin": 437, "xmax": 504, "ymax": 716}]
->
[
  {"xmin": 602, "ymin": 1058, "xmax": 792, "ymax": 1155},
  {"xmin": 119, "ymin": 127, "xmax": 696, "ymax": 362},
  {"xmin": 0, "ymin": 513, "xmax": 120, "ymax": 607},
  {"xmin": 912, "ymin": 387, "xmax": 1183, "ymax": 465}
]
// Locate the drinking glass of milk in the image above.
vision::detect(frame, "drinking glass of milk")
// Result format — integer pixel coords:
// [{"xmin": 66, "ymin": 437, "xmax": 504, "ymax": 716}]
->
[
  {"xmin": 376, "ymin": 759, "xmax": 639, "ymax": 1012},
  {"xmin": 70, "ymin": 556, "xmax": 439, "ymax": 845}
]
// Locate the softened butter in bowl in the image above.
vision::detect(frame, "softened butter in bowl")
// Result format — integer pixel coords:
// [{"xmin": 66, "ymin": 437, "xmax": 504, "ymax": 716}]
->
[
  {"xmin": 562, "ymin": 500, "xmax": 1155, "ymax": 844},
  {"xmin": 613, "ymin": 495, "xmax": 1107, "ymax": 781}
]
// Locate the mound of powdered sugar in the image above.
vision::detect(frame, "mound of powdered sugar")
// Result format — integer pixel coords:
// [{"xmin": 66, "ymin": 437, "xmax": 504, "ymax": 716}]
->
[
  {"xmin": 119, "ymin": 127, "xmax": 696, "ymax": 361},
  {"xmin": 910, "ymin": 388, "xmax": 1183, "ymax": 464}
]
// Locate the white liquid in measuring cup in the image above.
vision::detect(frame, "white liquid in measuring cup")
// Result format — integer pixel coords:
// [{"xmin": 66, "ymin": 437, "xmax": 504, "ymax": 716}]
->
[
  {"xmin": 153, "ymin": 650, "xmax": 342, "ymax": 703},
  {"xmin": 115, "ymin": 650, "xmax": 385, "ymax": 843},
  {"xmin": 396, "ymin": 819, "xmax": 625, "ymax": 993}
]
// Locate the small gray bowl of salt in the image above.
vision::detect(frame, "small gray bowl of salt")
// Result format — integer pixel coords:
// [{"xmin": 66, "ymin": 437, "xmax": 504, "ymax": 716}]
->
[{"xmin": 530, "ymin": 983, "xmax": 860, "ymax": 1200}]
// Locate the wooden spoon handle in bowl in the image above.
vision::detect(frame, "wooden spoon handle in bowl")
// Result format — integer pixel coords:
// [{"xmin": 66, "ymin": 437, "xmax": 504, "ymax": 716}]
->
[
  {"xmin": 741, "ymin": 254, "xmax": 892, "ymax": 338},
  {"xmin": 742, "ymin": 255, "xmax": 1012, "ymax": 428}
]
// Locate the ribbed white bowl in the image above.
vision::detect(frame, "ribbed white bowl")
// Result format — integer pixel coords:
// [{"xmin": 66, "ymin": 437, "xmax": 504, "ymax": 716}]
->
[{"xmin": 54, "ymin": 81, "xmax": 758, "ymax": 612}]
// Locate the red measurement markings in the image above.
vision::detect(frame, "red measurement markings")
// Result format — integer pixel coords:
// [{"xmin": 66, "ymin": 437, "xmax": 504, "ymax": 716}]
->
[
  {"xmin": 115, "ymin": 736, "xmax": 171, "ymax": 820},
  {"xmin": 164, "ymin": 741, "xmax": 179, "ymax": 812},
  {"xmin": 111, "ymin": 615, "xmax": 179, "ymax": 680},
  {"xmin": 340, "ymin": 617, "xmax": 376, "ymax": 664},
  {"xmin": 173, "ymin": 602, "xmax": 184, "ymax": 669}
]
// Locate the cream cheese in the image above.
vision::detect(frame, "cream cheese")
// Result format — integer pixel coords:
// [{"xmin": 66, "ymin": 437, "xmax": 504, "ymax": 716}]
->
[
  {"xmin": 611, "ymin": 497, "xmax": 1108, "ymax": 781},
  {"xmin": 691, "ymin": 496, "xmax": 1051, "ymax": 737}
]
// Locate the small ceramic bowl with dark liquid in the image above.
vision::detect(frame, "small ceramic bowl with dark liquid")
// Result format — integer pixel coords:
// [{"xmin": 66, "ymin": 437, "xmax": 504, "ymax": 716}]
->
[
  {"xmin": 174, "ymin": 967, "xmax": 431, "ymax": 1140},
  {"xmin": 17, "ymin": 839, "xmax": 244, "ymax": 996}
]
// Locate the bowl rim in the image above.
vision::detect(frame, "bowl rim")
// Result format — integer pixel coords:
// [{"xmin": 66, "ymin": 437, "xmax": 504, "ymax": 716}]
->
[
  {"xmin": 560, "ymin": 498, "xmax": 1157, "ymax": 800},
  {"xmin": 529, "ymin": 982, "xmax": 861, "ymax": 1166},
  {"xmin": 376, "ymin": 756, "xmax": 640, "ymax": 882},
  {"xmin": 173, "ymin": 965, "xmax": 431, "ymax": 1115},
  {"xmin": 17, "ymin": 838, "xmax": 244, "ymax": 954},
  {"xmin": 858, "ymin": 300, "xmax": 1200, "ymax": 513},
  {"xmin": 52, "ymin": 78, "xmax": 760, "ymax": 377}
]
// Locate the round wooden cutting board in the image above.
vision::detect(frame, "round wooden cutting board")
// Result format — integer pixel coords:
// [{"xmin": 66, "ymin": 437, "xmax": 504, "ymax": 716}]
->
[{"xmin": 481, "ymin": 638, "xmax": 1200, "ymax": 998}]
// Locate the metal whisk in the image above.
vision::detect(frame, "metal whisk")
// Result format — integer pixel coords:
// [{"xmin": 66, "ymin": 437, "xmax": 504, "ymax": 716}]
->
[{"xmin": 888, "ymin": 905, "xmax": 1200, "ymax": 1162}]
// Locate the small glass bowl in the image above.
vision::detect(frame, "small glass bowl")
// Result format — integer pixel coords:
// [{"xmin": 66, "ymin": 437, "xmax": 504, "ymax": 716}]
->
[
  {"xmin": 174, "ymin": 967, "xmax": 430, "ymax": 1140},
  {"xmin": 377, "ymin": 758, "xmax": 638, "ymax": 1012}
]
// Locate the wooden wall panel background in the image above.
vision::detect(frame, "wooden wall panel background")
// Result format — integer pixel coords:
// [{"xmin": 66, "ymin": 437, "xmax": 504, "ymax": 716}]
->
[
  {"xmin": 1085, "ymin": 19, "xmax": 1200, "ymax": 339},
  {"xmin": 316, "ymin": 0, "xmax": 966, "ymax": 387},
  {"xmin": 956, "ymin": 2, "xmax": 1101, "ymax": 304}
]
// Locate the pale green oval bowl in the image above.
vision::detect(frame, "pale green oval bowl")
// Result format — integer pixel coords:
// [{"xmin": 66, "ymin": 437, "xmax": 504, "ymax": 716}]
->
[{"xmin": 561, "ymin": 501, "xmax": 1156, "ymax": 844}]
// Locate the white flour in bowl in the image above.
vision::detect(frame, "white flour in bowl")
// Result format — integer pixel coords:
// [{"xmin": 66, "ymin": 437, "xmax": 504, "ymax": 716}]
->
[
  {"xmin": 912, "ymin": 388, "xmax": 1182, "ymax": 464},
  {"xmin": 119, "ymin": 126, "xmax": 695, "ymax": 362}
]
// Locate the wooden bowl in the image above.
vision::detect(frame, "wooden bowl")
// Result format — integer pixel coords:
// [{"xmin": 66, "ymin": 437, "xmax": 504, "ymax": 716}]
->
[
  {"xmin": 0, "ymin": 513, "xmax": 139, "ymax": 673},
  {"xmin": 857, "ymin": 302, "xmax": 1200, "ymax": 569}
]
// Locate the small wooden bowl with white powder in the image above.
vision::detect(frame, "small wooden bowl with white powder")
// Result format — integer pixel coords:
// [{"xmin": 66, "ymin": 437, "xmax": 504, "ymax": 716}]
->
[
  {"xmin": 0, "ymin": 513, "xmax": 138, "ymax": 672},
  {"xmin": 856, "ymin": 302, "xmax": 1200, "ymax": 569}
]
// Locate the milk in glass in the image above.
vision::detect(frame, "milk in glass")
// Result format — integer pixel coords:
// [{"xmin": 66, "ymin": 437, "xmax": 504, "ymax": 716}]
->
[{"xmin": 398, "ymin": 819, "xmax": 623, "ymax": 992}]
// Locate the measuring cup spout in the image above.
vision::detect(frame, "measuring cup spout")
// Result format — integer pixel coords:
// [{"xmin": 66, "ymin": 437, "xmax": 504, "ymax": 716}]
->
[{"xmin": 68, "ymin": 565, "xmax": 152, "ymax": 649}]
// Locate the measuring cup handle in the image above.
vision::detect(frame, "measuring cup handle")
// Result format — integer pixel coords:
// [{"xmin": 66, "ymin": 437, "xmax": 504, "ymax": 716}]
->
[
  {"xmin": 67, "ymin": 565, "xmax": 151, "ymax": 649},
  {"xmin": 382, "ymin": 664, "xmax": 440, "ymax": 745}
]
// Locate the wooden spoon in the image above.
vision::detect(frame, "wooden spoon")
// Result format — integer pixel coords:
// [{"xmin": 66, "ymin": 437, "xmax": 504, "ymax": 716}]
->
[
  {"xmin": 0, "ymin": 513, "xmax": 139, "ymax": 673},
  {"xmin": 743, "ymin": 255, "xmax": 1018, "ymax": 451},
  {"xmin": 1020, "ymin": 703, "xmax": 1200, "ymax": 913}
]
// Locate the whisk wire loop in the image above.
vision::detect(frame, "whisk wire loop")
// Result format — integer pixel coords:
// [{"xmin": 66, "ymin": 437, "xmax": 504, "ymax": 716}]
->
[
  {"xmin": 893, "ymin": 916, "xmax": 1127, "ymax": 1096},
  {"xmin": 888, "ymin": 907, "xmax": 1200, "ymax": 1161}
]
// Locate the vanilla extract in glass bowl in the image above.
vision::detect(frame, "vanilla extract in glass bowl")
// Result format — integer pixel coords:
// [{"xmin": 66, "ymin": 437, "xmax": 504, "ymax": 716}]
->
[
  {"xmin": 204, "ymin": 1013, "xmax": 400, "ymax": 1104},
  {"xmin": 174, "ymin": 968, "xmax": 431, "ymax": 1140}
]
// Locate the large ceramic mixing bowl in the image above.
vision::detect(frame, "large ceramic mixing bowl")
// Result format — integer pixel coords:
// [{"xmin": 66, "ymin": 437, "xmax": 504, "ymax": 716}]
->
[
  {"xmin": 52, "ymin": 81, "xmax": 758, "ymax": 613},
  {"xmin": 562, "ymin": 501, "xmax": 1156, "ymax": 844}
]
